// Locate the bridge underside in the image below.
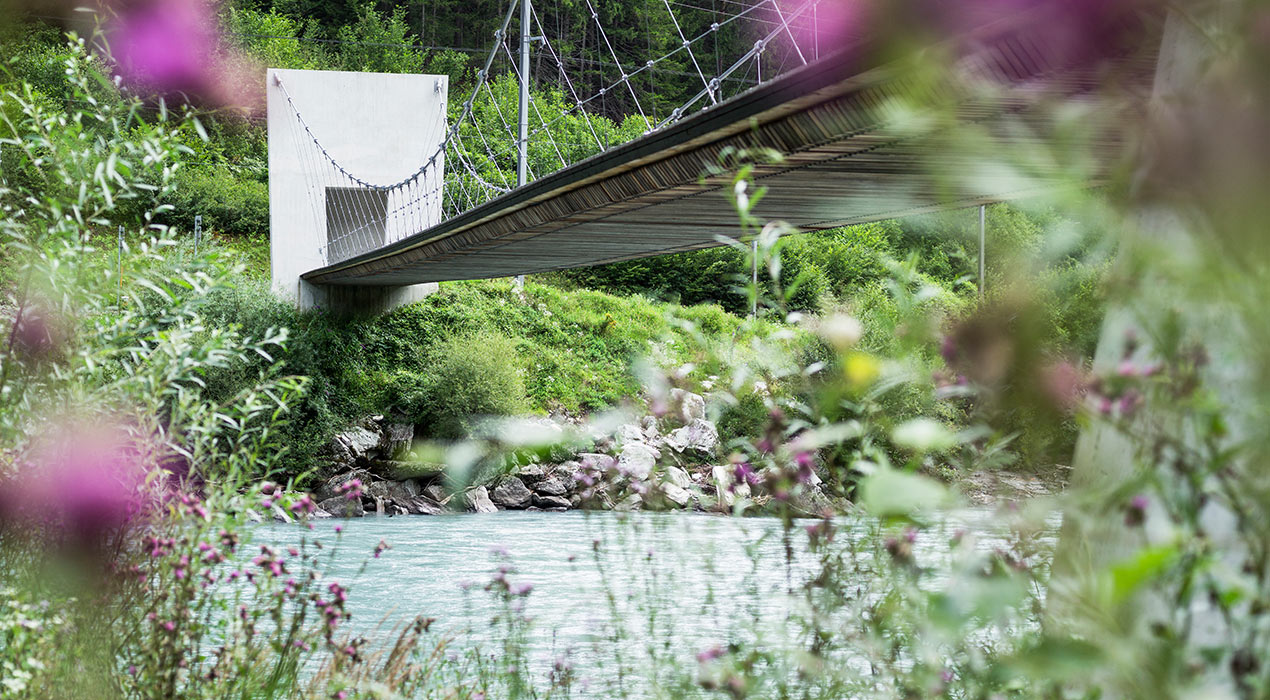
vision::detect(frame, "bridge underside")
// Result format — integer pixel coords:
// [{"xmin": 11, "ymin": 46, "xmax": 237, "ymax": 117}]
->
[{"xmin": 303, "ymin": 11, "xmax": 1156, "ymax": 287}]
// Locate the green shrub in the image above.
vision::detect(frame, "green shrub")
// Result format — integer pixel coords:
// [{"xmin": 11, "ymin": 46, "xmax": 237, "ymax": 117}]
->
[
  {"xmin": 412, "ymin": 331, "xmax": 528, "ymax": 438},
  {"xmin": 162, "ymin": 169, "xmax": 270, "ymax": 238}
]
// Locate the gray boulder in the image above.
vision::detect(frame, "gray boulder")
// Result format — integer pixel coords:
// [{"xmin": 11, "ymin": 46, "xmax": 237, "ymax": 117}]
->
[
  {"xmin": 617, "ymin": 442, "xmax": 659, "ymax": 480},
  {"xmin": 423, "ymin": 483, "xmax": 451, "ymax": 503},
  {"xmin": 338, "ymin": 426, "xmax": 381, "ymax": 461},
  {"xmin": 408, "ymin": 496, "xmax": 447, "ymax": 515},
  {"xmin": 368, "ymin": 460, "xmax": 445, "ymax": 481},
  {"xmin": 670, "ymin": 388, "xmax": 706, "ymax": 425},
  {"xmin": 532, "ymin": 493, "xmax": 571, "ymax": 510},
  {"xmin": 662, "ymin": 483, "xmax": 693, "ymax": 507},
  {"xmin": 318, "ymin": 496, "xmax": 365, "ymax": 518},
  {"xmin": 490, "ymin": 477, "xmax": 533, "ymax": 509},
  {"xmin": 314, "ymin": 469, "xmax": 372, "ymax": 502},
  {"xmin": 313, "ymin": 437, "xmax": 355, "ymax": 480},
  {"xmin": 534, "ymin": 475, "xmax": 569, "ymax": 497},
  {"xmin": 665, "ymin": 419, "xmax": 719, "ymax": 459},
  {"xmin": 465, "ymin": 486, "xmax": 498, "ymax": 513},
  {"xmin": 516, "ymin": 464, "xmax": 547, "ymax": 484},
  {"xmin": 664, "ymin": 466, "xmax": 692, "ymax": 489},
  {"xmin": 614, "ymin": 423, "xmax": 645, "ymax": 446},
  {"xmin": 378, "ymin": 422, "xmax": 414, "ymax": 460}
]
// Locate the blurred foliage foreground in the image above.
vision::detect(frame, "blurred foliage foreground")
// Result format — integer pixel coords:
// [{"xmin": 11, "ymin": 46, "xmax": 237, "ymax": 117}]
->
[{"xmin": 2, "ymin": 5, "xmax": 1270, "ymax": 699}]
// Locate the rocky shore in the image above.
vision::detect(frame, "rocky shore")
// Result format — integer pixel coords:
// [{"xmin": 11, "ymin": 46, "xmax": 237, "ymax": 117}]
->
[{"xmin": 298, "ymin": 389, "xmax": 834, "ymax": 518}]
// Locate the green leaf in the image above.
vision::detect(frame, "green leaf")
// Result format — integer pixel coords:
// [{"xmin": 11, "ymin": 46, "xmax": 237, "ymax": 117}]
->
[
  {"xmin": 858, "ymin": 467, "xmax": 951, "ymax": 517},
  {"xmin": 1108, "ymin": 544, "xmax": 1180, "ymax": 603},
  {"xmin": 892, "ymin": 418, "xmax": 956, "ymax": 453}
]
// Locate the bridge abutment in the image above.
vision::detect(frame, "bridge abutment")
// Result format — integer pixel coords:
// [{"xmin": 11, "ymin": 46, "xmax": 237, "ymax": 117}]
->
[{"xmin": 266, "ymin": 68, "xmax": 448, "ymax": 314}]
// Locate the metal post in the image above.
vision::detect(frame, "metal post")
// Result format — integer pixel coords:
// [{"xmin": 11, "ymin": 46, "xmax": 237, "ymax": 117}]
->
[
  {"xmin": 194, "ymin": 214, "xmax": 202, "ymax": 255},
  {"xmin": 514, "ymin": 0, "xmax": 531, "ymax": 291},
  {"xmin": 977, "ymin": 204, "xmax": 986, "ymax": 302},
  {"xmin": 117, "ymin": 225, "xmax": 124, "ymax": 307},
  {"xmin": 751, "ymin": 238, "xmax": 758, "ymax": 318}
]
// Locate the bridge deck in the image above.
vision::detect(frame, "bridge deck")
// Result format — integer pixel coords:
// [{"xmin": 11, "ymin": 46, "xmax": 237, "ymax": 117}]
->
[{"xmin": 302, "ymin": 10, "xmax": 1154, "ymax": 287}]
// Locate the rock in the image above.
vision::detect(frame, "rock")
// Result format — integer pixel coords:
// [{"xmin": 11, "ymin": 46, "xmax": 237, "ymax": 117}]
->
[
  {"xmin": 569, "ymin": 494, "xmax": 582, "ymax": 508},
  {"xmin": 614, "ymin": 423, "xmax": 645, "ymax": 445},
  {"xmin": 314, "ymin": 436, "xmax": 356, "ymax": 479},
  {"xmin": 364, "ymin": 480, "xmax": 423, "ymax": 512},
  {"xmin": 368, "ymin": 460, "xmax": 446, "ymax": 481},
  {"xmin": 338, "ymin": 427, "xmax": 381, "ymax": 461},
  {"xmin": 318, "ymin": 496, "xmax": 365, "ymax": 518},
  {"xmin": 408, "ymin": 496, "xmax": 447, "ymax": 515},
  {"xmin": 640, "ymin": 415, "xmax": 661, "ymax": 440},
  {"xmin": 712, "ymin": 465, "xmax": 749, "ymax": 509},
  {"xmin": 662, "ymin": 483, "xmax": 692, "ymax": 507},
  {"xmin": 516, "ymin": 464, "xmax": 547, "ymax": 484},
  {"xmin": 577, "ymin": 453, "xmax": 616, "ymax": 472},
  {"xmin": 465, "ymin": 486, "xmax": 497, "ymax": 514},
  {"xmin": 534, "ymin": 475, "xmax": 569, "ymax": 497},
  {"xmin": 670, "ymin": 388, "xmax": 706, "ymax": 424},
  {"xmin": 664, "ymin": 466, "xmax": 692, "ymax": 490},
  {"xmin": 665, "ymin": 419, "xmax": 719, "ymax": 459},
  {"xmin": 315, "ymin": 469, "xmax": 372, "ymax": 502},
  {"xmin": 423, "ymin": 483, "xmax": 451, "ymax": 503},
  {"xmin": 617, "ymin": 442, "xmax": 659, "ymax": 480},
  {"xmin": 378, "ymin": 422, "xmax": 414, "ymax": 460},
  {"xmin": 489, "ymin": 477, "xmax": 533, "ymax": 509},
  {"xmin": 613, "ymin": 492, "xmax": 643, "ymax": 512},
  {"xmin": 532, "ymin": 493, "xmax": 571, "ymax": 510}
]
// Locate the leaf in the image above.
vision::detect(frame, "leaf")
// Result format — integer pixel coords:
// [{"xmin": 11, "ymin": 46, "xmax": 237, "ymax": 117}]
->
[
  {"xmin": 1108, "ymin": 544, "xmax": 1180, "ymax": 603},
  {"xmin": 858, "ymin": 467, "xmax": 951, "ymax": 517},
  {"xmin": 892, "ymin": 418, "xmax": 956, "ymax": 453}
]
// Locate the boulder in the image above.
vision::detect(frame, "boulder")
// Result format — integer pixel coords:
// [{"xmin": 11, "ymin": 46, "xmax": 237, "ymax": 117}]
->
[
  {"xmin": 368, "ymin": 460, "xmax": 446, "ymax": 481},
  {"xmin": 614, "ymin": 423, "xmax": 645, "ymax": 446},
  {"xmin": 617, "ymin": 442, "xmax": 659, "ymax": 480},
  {"xmin": 423, "ymin": 483, "xmax": 451, "ymax": 503},
  {"xmin": 665, "ymin": 419, "xmax": 719, "ymax": 459},
  {"xmin": 465, "ymin": 486, "xmax": 497, "ymax": 514},
  {"xmin": 365, "ymin": 480, "xmax": 422, "ymax": 511},
  {"xmin": 712, "ymin": 465, "xmax": 750, "ymax": 509},
  {"xmin": 662, "ymin": 483, "xmax": 693, "ymax": 507},
  {"xmin": 314, "ymin": 437, "xmax": 355, "ymax": 480},
  {"xmin": 378, "ymin": 422, "xmax": 414, "ymax": 460},
  {"xmin": 318, "ymin": 496, "xmax": 365, "ymax": 518},
  {"xmin": 314, "ymin": 469, "xmax": 373, "ymax": 502},
  {"xmin": 489, "ymin": 477, "xmax": 533, "ymax": 509},
  {"xmin": 516, "ymin": 464, "xmax": 547, "ymax": 484},
  {"xmin": 670, "ymin": 388, "xmax": 706, "ymax": 425},
  {"xmin": 532, "ymin": 493, "xmax": 571, "ymax": 510},
  {"xmin": 576, "ymin": 453, "xmax": 616, "ymax": 472},
  {"xmin": 534, "ymin": 475, "xmax": 569, "ymax": 497},
  {"xmin": 640, "ymin": 415, "xmax": 661, "ymax": 440},
  {"xmin": 338, "ymin": 427, "xmax": 381, "ymax": 461},
  {"xmin": 408, "ymin": 496, "xmax": 447, "ymax": 515},
  {"xmin": 664, "ymin": 466, "xmax": 692, "ymax": 490}
]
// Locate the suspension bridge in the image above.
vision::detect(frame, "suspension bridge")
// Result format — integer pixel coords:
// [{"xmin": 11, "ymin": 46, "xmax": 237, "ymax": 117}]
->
[{"xmin": 267, "ymin": 0, "xmax": 1156, "ymax": 304}]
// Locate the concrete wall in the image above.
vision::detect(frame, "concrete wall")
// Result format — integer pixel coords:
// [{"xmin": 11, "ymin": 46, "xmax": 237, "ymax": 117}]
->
[{"xmin": 267, "ymin": 68, "xmax": 448, "ymax": 312}]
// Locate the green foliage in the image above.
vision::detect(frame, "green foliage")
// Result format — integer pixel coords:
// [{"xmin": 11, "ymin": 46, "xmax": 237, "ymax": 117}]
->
[
  {"xmin": 410, "ymin": 330, "xmax": 527, "ymax": 438},
  {"xmin": 163, "ymin": 167, "xmax": 270, "ymax": 237}
]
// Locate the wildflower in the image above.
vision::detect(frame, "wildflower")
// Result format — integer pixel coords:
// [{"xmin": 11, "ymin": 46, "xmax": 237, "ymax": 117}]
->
[
  {"xmin": 696, "ymin": 646, "xmax": 725, "ymax": 663},
  {"xmin": 289, "ymin": 495, "xmax": 315, "ymax": 516},
  {"xmin": 1125, "ymin": 494, "xmax": 1148, "ymax": 527},
  {"xmin": 336, "ymin": 479, "xmax": 363, "ymax": 501},
  {"xmin": 511, "ymin": 582, "xmax": 534, "ymax": 596}
]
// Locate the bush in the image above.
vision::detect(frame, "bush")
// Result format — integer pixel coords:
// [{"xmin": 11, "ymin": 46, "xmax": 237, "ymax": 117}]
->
[
  {"xmin": 412, "ymin": 331, "xmax": 528, "ymax": 438},
  {"xmin": 162, "ymin": 168, "xmax": 270, "ymax": 238}
]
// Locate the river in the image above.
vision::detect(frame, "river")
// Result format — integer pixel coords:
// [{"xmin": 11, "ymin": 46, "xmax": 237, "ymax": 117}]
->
[{"xmin": 256, "ymin": 507, "xmax": 1058, "ymax": 696}]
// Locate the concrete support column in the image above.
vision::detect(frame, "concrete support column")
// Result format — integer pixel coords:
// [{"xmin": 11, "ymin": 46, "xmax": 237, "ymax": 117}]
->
[{"xmin": 267, "ymin": 68, "xmax": 448, "ymax": 314}]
